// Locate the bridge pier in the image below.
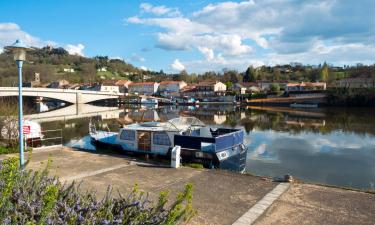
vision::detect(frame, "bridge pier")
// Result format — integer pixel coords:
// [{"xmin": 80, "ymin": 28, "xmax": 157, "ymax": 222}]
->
[{"xmin": 76, "ymin": 93, "xmax": 83, "ymax": 104}]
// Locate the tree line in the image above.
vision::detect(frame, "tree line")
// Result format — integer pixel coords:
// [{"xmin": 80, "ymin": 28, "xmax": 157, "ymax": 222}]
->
[{"xmin": 1, "ymin": 45, "xmax": 374, "ymax": 86}]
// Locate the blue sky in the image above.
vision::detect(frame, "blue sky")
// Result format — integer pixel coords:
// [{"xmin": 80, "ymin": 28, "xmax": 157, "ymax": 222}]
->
[{"xmin": 1, "ymin": 0, "xmax": 374, "ymax": 73}]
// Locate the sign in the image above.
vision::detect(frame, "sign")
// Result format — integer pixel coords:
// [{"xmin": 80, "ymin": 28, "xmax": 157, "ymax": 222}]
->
[{"xmin": 22, "ymin": 126, "xmax": 31, "ymax": 135}]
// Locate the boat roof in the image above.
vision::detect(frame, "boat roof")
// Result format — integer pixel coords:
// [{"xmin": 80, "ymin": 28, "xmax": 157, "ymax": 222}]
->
[{"xmin": 123, "ymin": 117, "xmax": 205, "ymax": 132}]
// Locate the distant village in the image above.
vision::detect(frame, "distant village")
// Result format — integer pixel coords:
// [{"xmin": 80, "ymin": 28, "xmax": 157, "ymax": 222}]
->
[{"xmin": 20, "ymin": 70, "xmax": 375, "ymax": 105}]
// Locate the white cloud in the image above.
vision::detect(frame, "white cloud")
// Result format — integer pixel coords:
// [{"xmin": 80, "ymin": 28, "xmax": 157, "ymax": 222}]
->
[
  {"xmin": 0, "ymin": 22, "xmax": 55, "ymax": 50},
  {"xmin": 198, "ymin": 46, "xmax": 214, "ymax": 61},
  {"xmin": 127, "ymin": 0, "xmax": 375, "ymax": 72},
  {"xmin": 171, "ymin": 59, "xmax": 185, "ymax": 71},
  {"xmin": 65, "ymin": 44, "xmax": 85, "ymax": 56},
  {"xmin": 140, "ymin": 2, "xmax": 180, "ymax": 16}
]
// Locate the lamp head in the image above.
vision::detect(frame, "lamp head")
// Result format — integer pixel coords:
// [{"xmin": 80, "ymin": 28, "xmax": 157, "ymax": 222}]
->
[{"xmin": 4, "ymin": 39, "xmax": 33, "ymax": 61}]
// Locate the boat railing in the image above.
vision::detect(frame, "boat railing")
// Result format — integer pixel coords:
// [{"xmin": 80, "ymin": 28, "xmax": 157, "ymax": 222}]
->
[{"xmin": 174, "ymin": 129, "xmax": 244, "ymax": 152}]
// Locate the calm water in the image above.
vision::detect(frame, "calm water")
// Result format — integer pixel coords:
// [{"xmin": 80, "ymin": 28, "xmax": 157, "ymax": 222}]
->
[{"xmin": 34, "ymin": 104, "xmax": 375, "ymax": 190}]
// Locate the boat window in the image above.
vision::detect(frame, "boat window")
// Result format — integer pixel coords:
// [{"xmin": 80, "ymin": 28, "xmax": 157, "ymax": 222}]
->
[
  {"xmin": 120, "ymin": 130, "xmax": 135, "ymax": 141},
  {"xmin": 153, "ymin": 132, "xmax": 171, "ymax": 146}
]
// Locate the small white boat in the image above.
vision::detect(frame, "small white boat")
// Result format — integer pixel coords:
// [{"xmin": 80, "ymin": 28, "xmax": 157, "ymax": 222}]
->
[
  {"xmin": 90, "ymin": 117, "xmax": 246, "ymax": 167},
  {"xmin": 140, "ymin": 98, "xmax": 158, "ymax": 105}
]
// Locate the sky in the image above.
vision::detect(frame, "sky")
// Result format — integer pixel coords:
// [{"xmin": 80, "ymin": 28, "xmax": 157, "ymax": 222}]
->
[{"xmin": 0, "ymin": 0, "xmax": 374, "ymax": 73}]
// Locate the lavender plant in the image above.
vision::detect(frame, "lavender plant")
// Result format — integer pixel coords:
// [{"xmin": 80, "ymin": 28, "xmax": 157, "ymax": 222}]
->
[{"xmin": 0, "ymin": 157, "xmax": 195, "ymax": 224}]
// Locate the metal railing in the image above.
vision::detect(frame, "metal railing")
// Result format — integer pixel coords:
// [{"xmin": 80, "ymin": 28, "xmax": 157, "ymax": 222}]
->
[{"xmin": 29, "ymin": 129, "xmax": 63, "ymax": 150}]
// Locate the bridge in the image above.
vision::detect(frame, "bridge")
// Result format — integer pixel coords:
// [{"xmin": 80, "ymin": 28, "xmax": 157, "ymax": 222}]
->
[
  {"xmin": 0, "ymin": 87, "xmax": 123, "ymax": 104},
  {"xmin": 25, "ymin": 104, "xmax": 124, "ymax": 123}
]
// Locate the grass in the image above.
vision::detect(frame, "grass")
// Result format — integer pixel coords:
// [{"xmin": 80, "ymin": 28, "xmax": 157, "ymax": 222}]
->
[{"xmin": 0, "ymin": 146, "xmax": 32, "ymax": 155}]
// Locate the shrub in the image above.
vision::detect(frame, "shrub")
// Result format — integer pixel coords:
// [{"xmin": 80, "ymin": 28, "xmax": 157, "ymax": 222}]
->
[{"xmin": 0, "ymin": 157, "xmax": 195, "ymax": 224}]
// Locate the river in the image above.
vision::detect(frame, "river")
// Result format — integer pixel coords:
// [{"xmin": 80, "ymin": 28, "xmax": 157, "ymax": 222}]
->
[{"xmin": 31, "ymin": 103, "xmax": 375, "ymax": 191}]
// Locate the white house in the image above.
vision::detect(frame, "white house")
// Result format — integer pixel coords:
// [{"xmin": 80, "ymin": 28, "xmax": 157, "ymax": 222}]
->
[
  {"xmin": 97, "ymin": 67, "xmax": 107, "ymax": 72},
  {"xmin": 195, "ymin": 81, "xmax": 227, "ymax": 96},
  {"xmin": 96, "ymin": 81, "xmax": 120, "ymax": 93},
  {"xmin": 158, "ymin": 81, "xmax": 187, "ymax": 94},
  {"xmin": 286, "ymin": 82, "xmax": 326, "ymax": 92},
  {"xmin": 63, "ymin": 68, "xmax": 75, "ymax": 73},
  {"xmin": 128, "ymin": 82, "xmax": 159, "ymax": 95}
]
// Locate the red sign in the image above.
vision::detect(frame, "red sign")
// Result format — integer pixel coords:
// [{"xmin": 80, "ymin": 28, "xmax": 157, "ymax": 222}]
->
[{"xmin": 22, "ymin": 126, "xmax": 31, "ymax": 135}]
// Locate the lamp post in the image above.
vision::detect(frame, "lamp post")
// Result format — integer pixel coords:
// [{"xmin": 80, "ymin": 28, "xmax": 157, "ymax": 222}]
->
[{"xmin": 4, "ymin": 39, "xmax": 33, "ymax": 168}]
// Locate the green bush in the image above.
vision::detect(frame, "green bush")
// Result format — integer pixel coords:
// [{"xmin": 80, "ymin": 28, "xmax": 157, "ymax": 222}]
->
[{"xmin": 0, "ymin": 157, "xmax": 195, "ymax": 224}]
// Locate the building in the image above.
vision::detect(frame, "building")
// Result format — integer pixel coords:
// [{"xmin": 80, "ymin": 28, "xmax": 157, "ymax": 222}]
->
[
  {"xmin": 234, "ymin": 83, "xmax": 261, "ymax": 94},
  {"xmin": 334, "ymin": 78, "xmax": 375, "ymax": 88},
  {"xmin": 128, "ymin": 82, "xmax": 159, "ymax": 95},
  {"xmin": 63, "ymin": 68, "xmax": 75, "ymax": 73},
  {"xmin": 285, "ymin": 82, "xmax": 326, "ymax": 92},
  {"xmin": 115, "ymin": 80, "xmax": 132, "ymax": 93},
  {"xmin": 180, "ymin": 85, "xmax": 197, "ymax": 97},
  {"xmin": 195, "ymin": 81, "xmax": 227, "ymax": 96},
  {"xmin": 97, "ymin": 67, "xmax": 107, "ymax": 72},
  {"xmin": 158, "ymin": 81, "xmax": 187, "ymax": 95},
  {"xmin": 47, "ymin": 79, "xmax": 70, "ymax": 89},
  {"xmin": 95, "ymin": 80, "xmax": 120, "ymax": 93},
  {"xmin": 258, "ymin": 81, "xmax": 288, "ymax": 91}
]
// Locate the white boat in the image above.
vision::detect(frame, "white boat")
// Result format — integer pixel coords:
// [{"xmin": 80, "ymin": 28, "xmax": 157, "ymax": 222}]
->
[
  {"xmin": 140, "ymin": 98, "xmax": 158, "ymax": 105},
  {"xmin": 90, "ymin": 117, "xmax": 246, "ymax": 167}
]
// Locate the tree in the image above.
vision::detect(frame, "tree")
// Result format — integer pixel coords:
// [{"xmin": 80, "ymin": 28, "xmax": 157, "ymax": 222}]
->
[
  {"xmin": 225, "ymin": 81, "xmax": 233, "ymax": 90},
  {"xmin": 273, "ymin": 68, "xmax": 280, "ymax": 81},
  {"xmin": 270, "ymin": 83, "xmax": 280, "ymax": 92},
  {"xmin": 80, "ymin": 63, "xmax": 97, "ymax": 83},
  {"xmin": 243, "ymin": 66, "xmax": 256, "ymax": 82},
  {"xmin": 319, "ymin": 62, "xmax": 329, "ymax": 82},
  {"xmin": 223, "ymin": 70, "xmax": 241, "ymax": 84}
]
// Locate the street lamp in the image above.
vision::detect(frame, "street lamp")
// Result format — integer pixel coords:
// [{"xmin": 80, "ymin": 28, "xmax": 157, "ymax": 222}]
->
[{"xmin": 4, "ymin": 39, "xmax": 33, "ymax": 168}]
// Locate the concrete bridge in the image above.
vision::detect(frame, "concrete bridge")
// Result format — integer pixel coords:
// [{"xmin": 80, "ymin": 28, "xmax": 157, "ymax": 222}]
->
[
  {"xmin": 0, "ymin": 87, "xmax": 123, "ymax": 104},
  {"xmin": 25, "ymin": 104, "xmax": 124, "ymax": 123}
]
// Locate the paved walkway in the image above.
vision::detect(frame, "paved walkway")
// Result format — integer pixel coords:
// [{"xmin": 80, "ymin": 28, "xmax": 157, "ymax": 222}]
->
[{"xmin": 1, "ymin": 147, "xmax": 374, "ymax": 225}]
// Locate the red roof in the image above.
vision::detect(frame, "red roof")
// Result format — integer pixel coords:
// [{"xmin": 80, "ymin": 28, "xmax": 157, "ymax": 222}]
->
[
  {"xmin": 115, "ymin": 80, "xmax": 131, "ymax": 85},
  {"xmin": 128, "ymin": 82, "xmax": 157, "ymax": 86}
]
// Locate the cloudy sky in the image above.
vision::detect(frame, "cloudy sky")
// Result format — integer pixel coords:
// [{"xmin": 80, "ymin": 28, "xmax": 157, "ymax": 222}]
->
[{"xmin": 1, "ymin": 0, "xmax": 374, "ymax": 73}]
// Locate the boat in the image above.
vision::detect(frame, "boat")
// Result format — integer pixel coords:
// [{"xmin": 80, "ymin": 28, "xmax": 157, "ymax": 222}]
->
[
  {"xmin": 140, "ymin": 98, "xmax": 158, "ymax": 105},
  {"xmin": 176, "ymin": 97, "xmax": 199, "ymax": 106},
  {"xmin": 90, "ymin": 117, "xmax": 246, "ymax": 167}
]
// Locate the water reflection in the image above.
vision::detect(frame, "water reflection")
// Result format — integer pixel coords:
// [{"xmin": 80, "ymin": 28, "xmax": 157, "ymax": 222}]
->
[{"xmin": 30, "ymin": 103, "xmax": 375, "ymax": 190}]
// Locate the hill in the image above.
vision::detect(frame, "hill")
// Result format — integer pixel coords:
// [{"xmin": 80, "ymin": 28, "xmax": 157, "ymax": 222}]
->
[{"xmin": 0, "ymin": 46, "xmax": 158, "ymax": 86}]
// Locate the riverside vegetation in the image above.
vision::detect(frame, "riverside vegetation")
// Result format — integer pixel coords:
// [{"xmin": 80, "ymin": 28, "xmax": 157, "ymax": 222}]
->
[{"xmin": 0, "ymin": 157, "xmax": 195, "ymax": 224}]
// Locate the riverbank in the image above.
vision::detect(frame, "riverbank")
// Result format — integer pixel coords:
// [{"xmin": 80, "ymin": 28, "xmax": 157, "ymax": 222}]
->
[{"xmin": 1, "ymin": 147, "xmax": 373, "ymax": 224}]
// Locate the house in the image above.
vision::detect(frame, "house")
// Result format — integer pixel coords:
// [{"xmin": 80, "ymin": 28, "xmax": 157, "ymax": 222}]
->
[
  {"xmin": 195, "ymin": 81, "xmax": 227, "ymax": 96},
  {"xmin": 115, "ymin": 80, "xmax": 132, "ymax": 93},
  {"xmin": 63, "ymin": 68, "xmax": 75, "ymax": 73},
  {"xmin": 94, "ymin": 80, "xmax": 120, "ymax": 93},
  {"xmin": 333, "ymin": 77, "xmax": 375, "ymax": 88},
  {"xmin": 128, "ymin": 82, "xmax": 159, "ymax": 95},
  {"xmin": 234, "ymin": 83, "xmax": 261, "ymax": 94},
  {"xmin": 47, "ymin": 79, "xmax": 70, "ymax": 89},
  {"xmin": 180, "ymin": 85, "xmax": 197, "ymax": 97},
  {"xmin": 97, "ymin": 67, "xmax": 107, "ymax": 72},
  {"xmin": 158, "ymin": 81, "xmax": 187, "ymax": 95},
  {"xmin": 258, "ymin": 81, "xmax": 288, "ymax": 91},
  {"xmin": 285, "ymin": 82, "xmax": 326, "ymax": 92}
]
